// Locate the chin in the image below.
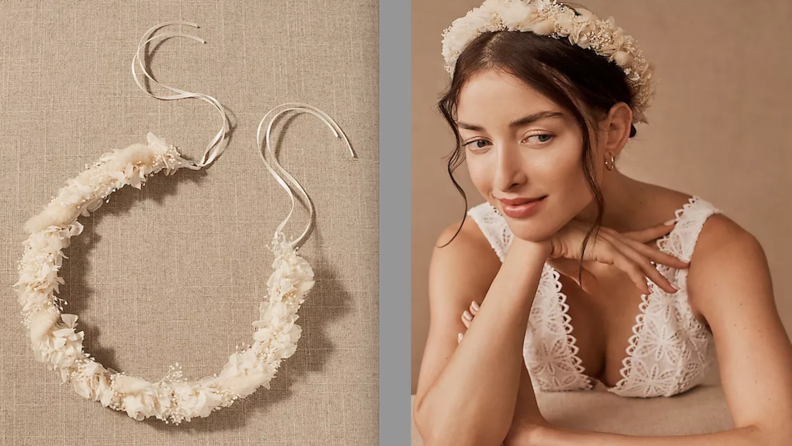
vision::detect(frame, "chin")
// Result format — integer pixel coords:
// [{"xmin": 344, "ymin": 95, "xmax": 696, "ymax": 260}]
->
[
  {"xmin": 494, "ymin": 199, "xmax": 558, "ymax": 242},
  {"xmin": 507, "ymin": 220, "xmax": 556, "ymax": 243}
]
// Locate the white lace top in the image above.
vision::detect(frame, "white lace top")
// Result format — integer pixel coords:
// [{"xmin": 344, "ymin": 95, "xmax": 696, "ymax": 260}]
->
[{"xmin": 467, "ymin": 195, "xmax": 723, "ymax": 398}]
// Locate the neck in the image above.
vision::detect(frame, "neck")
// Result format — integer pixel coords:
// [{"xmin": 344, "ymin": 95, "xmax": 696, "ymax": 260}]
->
[{"xmin": 572, "ymin": 170, "xmax": 652, "ymax": 233}]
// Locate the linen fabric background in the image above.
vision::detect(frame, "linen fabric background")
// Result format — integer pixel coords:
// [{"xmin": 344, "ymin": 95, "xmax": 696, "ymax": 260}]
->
[{"xmin": 0, "ymin": 1, "xmax": 378, "ymax": 445}]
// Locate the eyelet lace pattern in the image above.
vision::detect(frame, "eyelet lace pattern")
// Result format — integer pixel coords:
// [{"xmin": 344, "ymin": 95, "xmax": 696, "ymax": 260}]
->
[{"xmin": 466, "ymin": 196, "xmax": 722, "ymax": 397}]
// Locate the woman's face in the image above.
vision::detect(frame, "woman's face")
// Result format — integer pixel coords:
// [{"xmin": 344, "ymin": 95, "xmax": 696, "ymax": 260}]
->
[{"xmin": 456, "ymin": 69, "xmax": 601, "ymax": 241}]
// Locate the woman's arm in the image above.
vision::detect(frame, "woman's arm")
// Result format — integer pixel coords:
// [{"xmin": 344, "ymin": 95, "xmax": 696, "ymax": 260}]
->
[
  {"xmin": 523, "ymin": 215, "xmax": 792, "ymax": 446},
  {"xmin": 458, "ymin": 296, "xmax": 552, "ymax": 445},
  {"xmin": 412, "ymin": 220, "xmax": 551, "ymax": 446}
]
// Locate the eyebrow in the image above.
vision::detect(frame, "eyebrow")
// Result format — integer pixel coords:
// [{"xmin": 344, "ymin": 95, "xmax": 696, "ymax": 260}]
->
[{"xmin": 456, "ymin": 111, "xmax": 565, "ymax": 131}]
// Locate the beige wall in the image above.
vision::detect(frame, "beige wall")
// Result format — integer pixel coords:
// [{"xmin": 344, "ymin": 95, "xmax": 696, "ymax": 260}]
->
[{"xmin": 412, "ymin": 0, "xmax": 792, "ymax": 393}]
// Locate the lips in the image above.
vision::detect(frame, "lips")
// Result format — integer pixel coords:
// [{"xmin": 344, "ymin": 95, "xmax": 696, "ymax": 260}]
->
[
  {"xmin": 498, "ymin": 195, "xmax": 547, "ymax": 219},
  {"xmin": 498, "ymin": 196, "xmax": 546, "ymax": 206}
]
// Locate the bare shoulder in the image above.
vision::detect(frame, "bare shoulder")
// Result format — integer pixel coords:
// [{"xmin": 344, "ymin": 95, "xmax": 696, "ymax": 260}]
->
[
  {"xmin": 433, "ymin": 214, "xmax": 499, "ymax": 262},
  {"xmin": 648, "ymin": 186, "xmax": 756, "ymax": 248},
  {"xmin": 691, "ymin": 212, "xmax": 764, "ymax": 278},
  {"xmin": 687, "ymin": 210, "xmax": 769, "ymax": 326},
  {"xmin": 694, "ymin": 212, "xmax": 759, "ymax": 262},
  {"xmin": 646, "ymin": 185, "xmax": 768, "ymax": 323},
  {"xmin": 429, "ymin": 216, "xmax": 501, "ymax": 309}
]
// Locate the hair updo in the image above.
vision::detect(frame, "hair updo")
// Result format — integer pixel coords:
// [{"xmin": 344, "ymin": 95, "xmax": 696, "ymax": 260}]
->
[{"xmin": 437, "ymin": 5, "xmax": 640, "ymax": 285}]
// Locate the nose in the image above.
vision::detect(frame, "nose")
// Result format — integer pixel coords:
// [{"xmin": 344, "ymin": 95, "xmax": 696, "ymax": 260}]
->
[{"xmin": 493, "ymin": 142, "xmax": 527, "ymax": 192}]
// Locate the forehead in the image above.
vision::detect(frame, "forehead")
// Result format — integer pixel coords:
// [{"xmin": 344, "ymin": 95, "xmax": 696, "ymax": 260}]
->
[{"xmin": 456, "ymin": 69, "xmax": 562, "ymax": 122}]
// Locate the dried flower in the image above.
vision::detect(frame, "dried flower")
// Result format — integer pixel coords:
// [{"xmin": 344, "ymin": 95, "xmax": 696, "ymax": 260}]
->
[
  {"xmin": 441, "ymin": 0, "xmax": 655, "ymax": 124},
  {"xmin": 15, "ymin": 133, "xmax": 314, "ymax": 424}
]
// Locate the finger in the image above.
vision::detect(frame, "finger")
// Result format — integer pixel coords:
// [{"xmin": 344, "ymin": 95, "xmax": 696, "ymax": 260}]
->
[
  {"xmin": 600, "ymin": 232, "xmax": 679, "ymax": 294},
  {"xmin": 461, "ymin": 310, "xmax": 472, "ymax": 328},
  {"xmin": 470, "ymin": 300, "xmax": 479, "ymax": 315},
  {"xmin": 577, "ymin": 267, "xmax": 600, "ymax": 295},
  {"xmin": 619, "ymin": 242, "xmax": 678, "ymax": 294},
  {"xmin": 621, "ymin": 221, "xmax": 677, "ymax": 244},
  {"xmin": 620, "ymin": 236, "xmax": 690, "ymax": 269},
  {"xmin": 601, "ymin": 223, "xmax": 689, "ymax": 270},
  {"xmin": 547, "ymin": 257, "xmax": 586, "ymax": 280},
  {"xmin": 545, "ymin": 257, "xmax": 575, "ymax": 276},
  {"xmin": 599, "ymin": 231, "xmax": 674, "ymax": 293},
  {"xmin": 546, "ymin": 257, "xmax": 601, "ymax": 295},
  {"xmin": 597, "ymin": 241, "xmax": 652, "ymax": 295}
]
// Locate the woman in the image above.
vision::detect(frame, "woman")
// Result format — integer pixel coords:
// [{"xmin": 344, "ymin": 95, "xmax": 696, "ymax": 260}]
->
[{"xmin": 412, "ymin": 1, "xmax": 792, "ymax": 445}]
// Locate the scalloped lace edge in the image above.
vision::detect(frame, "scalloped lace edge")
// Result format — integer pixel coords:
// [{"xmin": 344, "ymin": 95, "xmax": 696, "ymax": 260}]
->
[
  {"xmin": 550, "ymin": 267, "xmax": 595, "ymax": 390},
  {"xmin": 468, "ymin": 195, "xmax": 719, "ymax": 396},
  {"xmin": 607, "ymin": 194, "xmax": 714, "ymax": 394},
  {"xmin": 467, "ymin": 202, "xmax": 510, "ymax": 262}
]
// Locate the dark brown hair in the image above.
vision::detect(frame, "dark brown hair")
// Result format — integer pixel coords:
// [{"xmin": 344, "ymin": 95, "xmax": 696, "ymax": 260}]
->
[{"xmin": 437, "ymin": 7, "xmax": 638, "ymax": 287}]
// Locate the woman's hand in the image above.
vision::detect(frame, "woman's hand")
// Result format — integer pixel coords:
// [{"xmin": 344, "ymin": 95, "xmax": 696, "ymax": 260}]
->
[
  {"xmin": 457, "ymin": 220, "xmax": 689, "ymax": 343},
  {"xmin": 542, "ymin": 219, "xmax": 688, "ymax": 295},
  {"xmin": 457, "ymin": 299, "xmax": 480, "ymax": 344}
]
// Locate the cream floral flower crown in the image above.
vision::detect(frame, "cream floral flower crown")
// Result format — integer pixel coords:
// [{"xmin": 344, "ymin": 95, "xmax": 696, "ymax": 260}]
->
[
  {"xmin": 13, "ymin": 22, "xmax": 356, "ymax": 425},
  {"xmin": 441, "ymin": 0, "xmax": 656, "ymax": 124}
]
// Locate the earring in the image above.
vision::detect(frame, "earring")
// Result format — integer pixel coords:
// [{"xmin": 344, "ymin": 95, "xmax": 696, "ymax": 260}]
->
[{"xmin": 604, "ymin": 153, "xmax": 616, "ymax": 171}]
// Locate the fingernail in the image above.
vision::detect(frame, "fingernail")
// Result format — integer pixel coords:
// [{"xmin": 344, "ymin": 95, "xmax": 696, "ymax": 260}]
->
[
  {"xmin": 671, "ymin": 283, "xmax": 680, "ymax": 291},
  {"xmin": 471, "ymin": 301, "xmax": 480, "ymax": 312},
  {"xmin": 663, "ymin": 219, "xmax": 676, "ymax": 226},
  {"xmin": 458, "ymin": 333, "xmax": 463, "ymax": 343},
  {"xmin": 463, "ymin": 310, "xmax": 473, "ymax": 321}
]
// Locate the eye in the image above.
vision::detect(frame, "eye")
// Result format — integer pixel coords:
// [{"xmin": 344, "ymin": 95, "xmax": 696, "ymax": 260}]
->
[
  {"xmin": 523, "ymin": 133, "xmax": 555, "ymax": 145},
  {"xmin": 462, "ymin": 139, "xmax": 491, "ymax": 152}
]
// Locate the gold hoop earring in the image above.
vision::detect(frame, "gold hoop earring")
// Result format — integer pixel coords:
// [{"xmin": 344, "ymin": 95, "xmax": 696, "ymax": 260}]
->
[{"xmin": 604, "ymin": 153, "xmax": 616, "ymax": 171}]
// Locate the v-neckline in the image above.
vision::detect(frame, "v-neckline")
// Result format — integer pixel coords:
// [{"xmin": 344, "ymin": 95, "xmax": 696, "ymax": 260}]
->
[{"xmin": 546, "ymin": 195, "xmax": 699, "ymax": 391}]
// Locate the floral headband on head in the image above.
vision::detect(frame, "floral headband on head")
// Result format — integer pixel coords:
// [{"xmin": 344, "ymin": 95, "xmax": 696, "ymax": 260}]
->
[{"xmin": 441, "ymin": 0, "xmax": 656, "ymax": 124}]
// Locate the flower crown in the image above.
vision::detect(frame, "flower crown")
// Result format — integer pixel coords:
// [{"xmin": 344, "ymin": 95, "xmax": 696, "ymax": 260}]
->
[{"xmin": 441, "ymin": 0, "xmax": 656, "ymax": 124}]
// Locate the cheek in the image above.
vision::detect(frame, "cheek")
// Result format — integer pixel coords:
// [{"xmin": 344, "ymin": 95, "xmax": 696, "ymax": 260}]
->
[
  {"xmin": 541, "ymin": 133, "xmax": 592, "ymax": 201},
  {"xmin": 466, "ymin": 158, "xmax": 494, "ymax": 199},
  {"xmin": 549, "ymin": 151, "xmax": 588, "ymax": 196},
  {"xmin": 511, "ymin": 149, "xmax": 592, "ymax": 239}
]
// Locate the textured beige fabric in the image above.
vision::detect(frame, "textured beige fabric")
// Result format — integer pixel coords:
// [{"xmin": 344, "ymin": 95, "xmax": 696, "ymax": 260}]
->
[{"xmin": 0, "ymin": 1, "xmax": 378, "ymax": 444}]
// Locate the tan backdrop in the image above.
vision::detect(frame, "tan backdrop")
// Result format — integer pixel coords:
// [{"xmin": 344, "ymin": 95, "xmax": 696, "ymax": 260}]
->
[
  {"xmin": 412, "ymin": 0, "xmax": 792, "ymax": 393},
  {"xmin": 0, "ymin": 1, "xmax": 379, "ymax": 444}
]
